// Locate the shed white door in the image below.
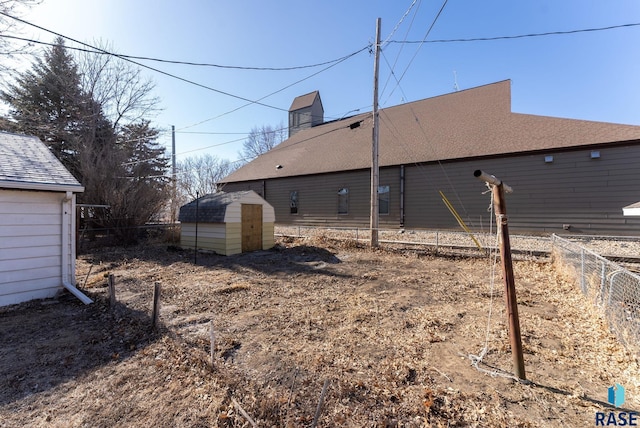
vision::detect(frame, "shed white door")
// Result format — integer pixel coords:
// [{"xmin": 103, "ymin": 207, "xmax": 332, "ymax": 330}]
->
[{"xmin": 241, "ymin": 204, "xmax": 262, "ymax": 252}]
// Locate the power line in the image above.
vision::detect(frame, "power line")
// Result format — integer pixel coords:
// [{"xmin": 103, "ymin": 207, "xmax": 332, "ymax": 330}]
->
[
  {"xmin": 177, "ymin": 136, "xmax": 248, "ymax": 156},
  {"xmin": 380, "ymin": 0, "xmax": 423, "ymax": 105},
  {"xmin": 0, "ymin": 12, "xmax": 369, "ymax": 128},
  {"xmin": 0, "ymin": 33, "xmax": 368, "ymax": 71},
  {"xmin": 389, "ymin": 22, "xmax": 640, "ymax": 44},
  {"xmin": 0, "ymin": 11, "xmax": 288, "ymax": 112},
  {"xmin": 381, "ymin": 0, "xmax": 419, "ymax": 46},
  {"xmin": 383, "ymin": 0, "xmax": 449, "ymax": 103},
  {"xmin": 175, "ymin": 45, "xmax": 369, "ymax": 131}
]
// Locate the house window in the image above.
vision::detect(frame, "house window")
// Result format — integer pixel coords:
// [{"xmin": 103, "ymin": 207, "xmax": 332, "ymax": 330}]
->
[
  {"xmin": 378, "ymin": 185, "xmax": 390, "ymax": 215},
  {"xmin": 290, "ymin": 191, "xmax": 298, "ymax": 214},
  {"xmin": 591, "ymin": 150, "xmax": 601, "ymax": 159},
  {"xmin": 338, "ymin": 188, "xmax": 349, "ymax": 214},
  {"xmin": 544, "ymin": 155, "xmax": 554, "ymax": 163}
]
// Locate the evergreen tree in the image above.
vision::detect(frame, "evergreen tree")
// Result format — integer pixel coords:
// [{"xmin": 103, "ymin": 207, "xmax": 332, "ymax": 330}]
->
[
  {"xmin": 1, "ymin": 38, "xmax": 170, "ymax": 244},
  {"xmin": 1, "ymin": 37, "xmax": 87, "ymax": 176}
]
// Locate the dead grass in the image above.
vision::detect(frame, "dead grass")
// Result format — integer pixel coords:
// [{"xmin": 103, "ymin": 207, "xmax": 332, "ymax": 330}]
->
[{"xmin": 0, "ymin": 237, "xmax": 638, "ymax": 427}]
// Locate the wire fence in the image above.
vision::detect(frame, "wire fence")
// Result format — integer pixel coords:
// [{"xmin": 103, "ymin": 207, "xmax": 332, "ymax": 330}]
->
[
  {"xmin": 275, "ymin": 225, "xmax": 551, "ymax": 257},
  {"xmin": 552, "ymin": 234, "xmax": 640, "ymax": 355},
  {"xmin": 77, "ymin": 222, "xmax": 179, "ymax": 251}
]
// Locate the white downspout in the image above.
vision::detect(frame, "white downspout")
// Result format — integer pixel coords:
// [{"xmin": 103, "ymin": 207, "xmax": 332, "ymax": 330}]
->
[{"xmin": 61, "ymin": 191, "xmax": 92, "ymax": 304}]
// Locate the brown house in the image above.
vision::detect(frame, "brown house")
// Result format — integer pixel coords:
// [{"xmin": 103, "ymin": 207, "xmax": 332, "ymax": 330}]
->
[{"xmin": 221, "ymin": 80, "xmax": 640, "ymax": 235}]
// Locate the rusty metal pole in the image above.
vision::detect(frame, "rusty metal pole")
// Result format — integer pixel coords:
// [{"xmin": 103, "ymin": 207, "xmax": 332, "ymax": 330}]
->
[{"xmin": 474, "ymin": 170, "xmax": 525, "ymax": 380}]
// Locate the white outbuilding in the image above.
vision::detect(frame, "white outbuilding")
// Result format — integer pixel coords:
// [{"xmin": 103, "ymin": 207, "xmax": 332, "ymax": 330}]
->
[
  {"xmin": 0, "ymin": 132, "xmax": 91, "ymax": 306},
  {"xmin": 179, "ymin": 191, "xmax": 275, "ymax": 256}
]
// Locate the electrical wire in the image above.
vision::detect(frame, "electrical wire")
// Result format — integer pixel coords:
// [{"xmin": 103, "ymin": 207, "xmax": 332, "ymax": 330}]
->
[
  {"xmin": 0, "ymin": 13, "xmax": 369, "ymax": 130},
  {"xmin": 390, "ymin": 22, "xmax": 640, "ymax": 44},
  {"xmin": 0, "ymin": 33, "xmax": 369, "ymax": 71},
  {"xmin": 384, "ymin": 0, "xmax": 449, "ymax": 103},
  {"xmin": 0, "ymin": 11, "xmax": 288, "ymax": 112},
  {"xmin": 380, "ymin": 0, "xmax": 422, "ymax": 105},
  {"xmin": 175, "ymin": 45, "xmax": 370, "ymax": 131},
  {"xmin": 381, "ymin": 0, "xmax": 419, "ymax": 47}
]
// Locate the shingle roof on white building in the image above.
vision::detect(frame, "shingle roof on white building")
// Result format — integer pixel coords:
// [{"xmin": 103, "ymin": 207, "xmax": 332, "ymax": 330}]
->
[{"xmin": 0, "ymin": 132, "xmax": 84, "ymax": 192}]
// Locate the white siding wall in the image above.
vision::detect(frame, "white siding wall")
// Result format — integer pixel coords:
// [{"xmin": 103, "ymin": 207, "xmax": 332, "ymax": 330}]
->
[{"xmin": 0, "ymin": 189, "xmax": 65, "ymax": 305}]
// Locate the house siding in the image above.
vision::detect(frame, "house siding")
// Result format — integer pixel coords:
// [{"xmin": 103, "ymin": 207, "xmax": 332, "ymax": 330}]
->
[
  {"xmin": 0, "ymin": 190, "xmax": 65, "ymax": 305},
  {"xmin": 224, "ymin": 143, "xmax": 640, "ymax": 235},
  {"xmin": 224, "ymin": 169, "xmax": 401, "ymax": 228}
]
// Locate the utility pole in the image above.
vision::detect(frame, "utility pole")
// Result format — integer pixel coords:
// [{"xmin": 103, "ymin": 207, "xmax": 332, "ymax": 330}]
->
[
  {"xmin": 474, "ymin": 170, "xmax": 526, "ymax": 381},
  {"xmin": 171, "ymin": 125, "xmax": 177, "ymax": 224},
  {"xmin": 370, "ymin": 17, "xmax": 381, "ymax": 248}
]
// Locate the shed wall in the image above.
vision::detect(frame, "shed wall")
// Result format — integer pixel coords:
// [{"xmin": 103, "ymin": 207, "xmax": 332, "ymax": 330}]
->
[
  {"xmin": 0, "ymin": 189, "xmax": 66, "ymax": 305},
  {"xmin": 180, "ymin": 223, "xmax": 228, "ymax": 254},
  {"xmin": 180, "ymin": 222, "xmax": 275, "ymax": 256}
]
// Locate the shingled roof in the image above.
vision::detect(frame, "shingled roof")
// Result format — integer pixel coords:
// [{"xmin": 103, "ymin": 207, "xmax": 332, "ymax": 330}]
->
[
  {"xmin": 223, "ymin": 80, "xmax": 640, "ymax": 183},
  {"xmin": 0, "ymin": 132, "xmax": 84, "ymax": 192},
  {"xmin": 179, "ymin": 191, "xmax": 253, "ymax": 223},
  {"xmin": 289, "ymin": 90, "xmax": 321, "ymax": 112}
]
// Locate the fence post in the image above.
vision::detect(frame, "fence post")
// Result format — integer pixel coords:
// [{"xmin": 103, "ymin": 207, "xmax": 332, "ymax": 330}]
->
[
  {"xmin": 152, "ymin": 282, "xmax": 161, "ymax": 330},
  {"xmin": 599, "ymin": 261, "xmax": 607, "ymax": 306},
  {"xmin": 580, "ymin": 248, "xmax": 586, "ymax": 293},
  {"xmin": 474, "ymin": 170, "xmax": 525, "ymax": 381},
  {"xmin": 210, "ymin": 320, "xmax": 216, "ymax": 368},
  {"xmin": 108, "ymin": 274, "xmax": 116, "ymax": 307}
]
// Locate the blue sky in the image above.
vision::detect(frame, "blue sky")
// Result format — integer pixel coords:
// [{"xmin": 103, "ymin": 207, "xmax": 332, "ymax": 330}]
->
[{"xmin": 8, "ymin": 0, "xmax": 640, "ymax": 163}]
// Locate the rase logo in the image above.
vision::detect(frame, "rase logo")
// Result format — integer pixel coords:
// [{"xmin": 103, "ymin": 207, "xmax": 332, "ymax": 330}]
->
[{"xmin": 595, "ymin": 383, "xmax": 638, "ymax": 426}]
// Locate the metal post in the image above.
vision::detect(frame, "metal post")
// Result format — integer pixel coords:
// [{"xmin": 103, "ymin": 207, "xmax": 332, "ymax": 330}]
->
[
  {"xmin": 171, "ymin": 125, "xmax": 177, "ymax": 225},
  {"xmin": 580, "ymin": 248, "xmax": 586, "ymax": 293},
  {"xmin": 194, "ymin": 191, "xmax": 199, "ymax": 265},
  {"xmin": 474, "ymin": 170, "xmax": 525, "ymax": 380}
]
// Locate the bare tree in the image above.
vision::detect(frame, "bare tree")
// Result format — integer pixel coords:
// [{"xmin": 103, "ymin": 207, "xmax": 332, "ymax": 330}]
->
[
  {"xmin": 238, "ymin": 122, "xmax": 286, "ymax": 163},
  {"xmin": 0, "ymin": 0, "xmax": 41, "ymax": 78},
  {"xmin": 78, "ymin": 40, "xmax": 160, "ymax": 131},
  {"xmin": 177, "ymin": 154, "xmax": 233, "ymax": 201}
]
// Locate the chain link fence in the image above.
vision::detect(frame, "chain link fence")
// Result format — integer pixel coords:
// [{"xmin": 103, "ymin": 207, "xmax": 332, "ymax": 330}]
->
[
  {"xmin": 275, "ymin": 225, "xmax": 551, "ymax": 257},
  {"xmin": 552, "ymin": 234, "xmax": 640, "ymax": 355}
]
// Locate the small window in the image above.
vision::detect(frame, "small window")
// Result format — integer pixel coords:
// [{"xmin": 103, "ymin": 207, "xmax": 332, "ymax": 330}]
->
[
  {"xmin": 378, "ymin": 185, "xmax": 390, "ymax": 215},
  {"xmin": 290, "ymin": 191, "xmax": 298, "ymax": 214},
  {"xmin": 544, "ymin": 155, "xmax": 554, "ymax": 163},
  {"xmin": 338, "ymin": 188, "xmax": 349, "ymax": 214},
  {"xmin": 591, "ymin": 150, "xmax": 600, "ymax": 159}
]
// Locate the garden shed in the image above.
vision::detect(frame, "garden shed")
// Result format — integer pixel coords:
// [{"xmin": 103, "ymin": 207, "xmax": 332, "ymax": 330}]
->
[
  {"xmin": 179, "ymin": 190, "xmax": 275, "ymax": 256},
  {"xmin": 0, "ymin": 132, "xmax": 90, "ymax": 307}
]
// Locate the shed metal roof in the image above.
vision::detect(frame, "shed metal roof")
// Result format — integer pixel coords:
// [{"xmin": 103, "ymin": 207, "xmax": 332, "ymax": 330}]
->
[
  {"xmin": 223, "ymin": 80, "xmax": 640, "ymax": 184},
  {"xmin": 179, "ymin": 191, "xmax": 254, "ymax": 223},
  {"xmin": 0, "ymin": 132, "xmax": 84, "ymax": 192}
]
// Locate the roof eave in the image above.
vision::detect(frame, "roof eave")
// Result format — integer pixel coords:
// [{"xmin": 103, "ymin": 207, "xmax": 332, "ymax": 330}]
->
[{"xmin": 0, "ymin": 180, "xmax": 85, "ymax": 193}]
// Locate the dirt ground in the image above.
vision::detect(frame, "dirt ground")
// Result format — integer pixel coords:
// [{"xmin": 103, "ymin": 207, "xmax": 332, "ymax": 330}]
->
[{"xmin": 1, "ymin": 236, "xmax": 638, "ymax": 427}]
